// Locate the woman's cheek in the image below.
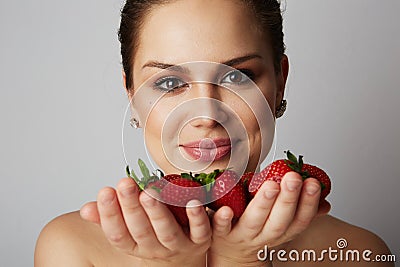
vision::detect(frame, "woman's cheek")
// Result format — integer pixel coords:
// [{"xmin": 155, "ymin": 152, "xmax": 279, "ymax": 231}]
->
[{"xmin": 143, "ymin": 109, "xmax": 165, "ymax": 152}]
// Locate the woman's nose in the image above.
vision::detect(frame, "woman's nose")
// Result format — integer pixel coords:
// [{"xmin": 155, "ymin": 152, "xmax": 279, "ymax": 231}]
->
[{"xmin": 188, "ymin": 83, "xmax": 228, "ymax": 128}]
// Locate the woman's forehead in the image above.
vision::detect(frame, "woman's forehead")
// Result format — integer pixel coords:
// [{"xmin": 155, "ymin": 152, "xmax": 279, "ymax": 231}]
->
[{"xmin": 134, "ymin": 0, "xmax": 271, "ymax": 68}]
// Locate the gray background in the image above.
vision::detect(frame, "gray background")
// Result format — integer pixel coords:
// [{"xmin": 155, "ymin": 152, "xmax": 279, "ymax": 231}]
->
[{"xmin": 0, "ymin": 0, "xmax": 399, "ymax": 266}]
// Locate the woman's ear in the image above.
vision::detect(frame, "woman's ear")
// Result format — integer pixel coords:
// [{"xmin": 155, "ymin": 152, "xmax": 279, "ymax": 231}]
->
[
  {"xmin": 122, "ymin": 70, "xmax": 128, "ymax": 93},
  {"xmin": 122, "ymin": 70, "xmax": 134, "ymax": 101},
  {"xmin": 275, "ymin": 54, "xmax": 289, "ymax": 106},
  {"xmin": 123, "ymin": 70, "xmax": 141, "ymax": 126}
]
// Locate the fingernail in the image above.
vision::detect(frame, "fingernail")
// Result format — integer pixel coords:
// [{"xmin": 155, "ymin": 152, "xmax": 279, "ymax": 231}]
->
[
  {"xmin": 187, "ymin": 200, "xmax": 202, "ymax": 215},
  {"xmin": 306, "ymin": 183, "xmax": 320, "ymax": 195},
  {"xmin": 191, "ymin": 206, "xmax": 202, "ymax": 215},
  {"xmin": 286, "ymin": 179, "xmax": 302, "ymax": 191},
  {"xmin": 264, "ymin": 189, "xmax": 279, "ymax": 199},
  {"xmin": 221, "ymin": 214, "xmax": 231, "ymax": 221},
  {"xmin": 101, "ymin": 193, "xmax": 115, "ymax": 205},
  {"xmin": 120, "ymin": 185, "xmax": 136, "ymax": 197},
  {"xmin": 221, "ymin": 209, "xmax": 231, "ymax": 220}
]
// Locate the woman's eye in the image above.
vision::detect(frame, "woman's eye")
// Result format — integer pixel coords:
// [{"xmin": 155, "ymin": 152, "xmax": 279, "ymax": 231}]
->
[
  {"xmin": 153, "ymin": 76, "xmax": 187, "ymax": 92},
  {"xmin": 220, "ymin": 69, "xmax": 254, "ymax": 85}
]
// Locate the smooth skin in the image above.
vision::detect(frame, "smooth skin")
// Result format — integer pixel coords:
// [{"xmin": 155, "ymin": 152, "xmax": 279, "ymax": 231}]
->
[{"xmin": 35, "ymin": 0, "xmax": 394, "ymax": 266}]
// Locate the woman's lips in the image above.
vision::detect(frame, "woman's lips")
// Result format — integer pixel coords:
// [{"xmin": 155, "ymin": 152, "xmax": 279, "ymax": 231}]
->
[{"xmin": 180, "ymin": 138, "xmax": 232, "ymax": 162}]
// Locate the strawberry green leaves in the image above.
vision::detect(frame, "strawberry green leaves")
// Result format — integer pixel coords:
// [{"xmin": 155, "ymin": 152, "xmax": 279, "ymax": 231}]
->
[
  {"xmin": 284, "ymin": 150, "xmax": 309, "ymax": 179},
  {"xmin": 126, "ymin": 159, "xmax": 158, "ymax": 191}
]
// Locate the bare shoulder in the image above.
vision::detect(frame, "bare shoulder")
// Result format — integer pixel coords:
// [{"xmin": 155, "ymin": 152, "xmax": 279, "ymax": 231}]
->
[
  {"xmin": 310, "ymin": 215, "xmax": 392, "ymax": 252},
  {"xmin": 34, "ymin": 211, "xmax": 135, "ymax": 267},
  {"xmin": 35, "ymin": 211, "xmax": 99, "ymax": 266},
  {"xmin": 281, "ymin": 215, "xmax": 395, "ymax": 266}
]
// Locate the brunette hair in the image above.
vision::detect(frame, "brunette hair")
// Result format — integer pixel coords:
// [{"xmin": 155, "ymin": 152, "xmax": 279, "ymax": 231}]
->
[{"xmin": 118, "ymin": 0, "xmax": 285, "ymax": 90}]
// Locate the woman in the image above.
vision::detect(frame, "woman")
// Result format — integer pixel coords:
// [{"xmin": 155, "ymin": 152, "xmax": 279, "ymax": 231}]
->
[{"xmin": 35, "ymin": 0, "xmax": 394, "ymax": 266}]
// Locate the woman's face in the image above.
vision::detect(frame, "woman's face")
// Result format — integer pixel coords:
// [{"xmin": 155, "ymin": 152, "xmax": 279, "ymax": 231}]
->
[{"xmin": 128, "ymin": 0, "xmax": 288, "ymax": 174}]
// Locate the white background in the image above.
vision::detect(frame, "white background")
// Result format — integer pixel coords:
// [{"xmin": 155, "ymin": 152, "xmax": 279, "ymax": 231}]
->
[{"xmin": 0, "ymin": 0, "xmax": 399, "ymax": 266}]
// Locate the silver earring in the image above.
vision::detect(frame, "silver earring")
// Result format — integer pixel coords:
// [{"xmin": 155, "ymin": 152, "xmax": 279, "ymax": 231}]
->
[
  {"xmin": 275, "ymin": 99, "xmax": 287, "ymax": 118},
  {"xmin": 130, "ymin": 118, "xmax": 140, "ymax": 128}
]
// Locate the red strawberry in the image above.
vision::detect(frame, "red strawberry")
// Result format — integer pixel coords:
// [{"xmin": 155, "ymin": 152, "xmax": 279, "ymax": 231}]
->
[
  {"xmin": 248, "ymin": 151, "xmax": 331, "ymax": 200},
  {"xmin": 146, "ymin": 174, "xmax": 181, "ymax": 191},
  {"xmin": 126, "ymin": 159, "xmax": 184, "ymax": 191},
  {"xmin": 126, "ymin": 160, "xmax": 211, "ymax": 227},
  {"xmin": 247, "ymin": 160, "xmax": 287, "ymax": 197},
  {"xmin": 302, "ymin": 163, "xmax": 331, "ymax": 199},
  {"xmin": 126, "ymin": 159, "xmax": 163, "ymax": 190},
  {"xmin": 240, "ymin": 172, "xmax": 255, "ymax": 188},
  {"xmin": 207, "ymin": 170, "xmax": 247, "ymax": 219},
  {"xmin": 240, "ymin": 172, "xmax": 257, "ymax": 202},
  {"xmin": 259, "ymin": 160, "xmax": 286, "ymax": 184},
  {"xmin": 145, "ymin": 179, "xmax": 167, "ymax": 191},
  {"xmin": 160, "ymin": 177, "xmax": 206, "ymax": 227}
]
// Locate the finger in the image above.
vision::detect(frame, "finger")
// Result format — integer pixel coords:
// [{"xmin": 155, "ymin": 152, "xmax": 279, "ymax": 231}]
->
[
  {"xmin": 212, "ymin": 206, "xmax": 234, "ymax": 237},
  {"xmin": 80, "ymin": 201, "xmax": 100, "ymax": 224},
  {"xmin": 97, "ymin": 187, "xmax": 137, "ymax": 254},
  {"xmin": 139, "ymin": 189, "xmax": 189, "ymax": 251},
  {"xmin": 317, "ymin": 199, "xmax": 331, "ymax": 216},
  {"xmin": 233, "ymin": 180, "xmax": 280, "ymax": 239},
  {"xmin": 281, "ymin": 178, "xmax": 321, "ymax": 241},
  {"xmin": 261, "ymin": 172, "xmax": 303, "ymax": 240},
  {"xmin": 186, "ymin": 200, "xmax": 212, "ymax": 245},
  {"xmin": 116, "ymin": 178, "xmax": 164, "ymax": 250}
]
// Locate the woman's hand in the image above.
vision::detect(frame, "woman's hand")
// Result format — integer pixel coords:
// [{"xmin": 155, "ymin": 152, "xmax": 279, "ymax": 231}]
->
[
  {"xmin": 80, "ymin": 177, "xmax": 211, "ymax": 267},
  {"xmin": 207, "ymin": 172, "xmax": 330, "ymax": 267}
]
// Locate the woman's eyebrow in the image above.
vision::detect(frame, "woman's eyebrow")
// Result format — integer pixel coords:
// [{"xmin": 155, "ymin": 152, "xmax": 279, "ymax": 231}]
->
[
  {"xmin": 141, "ymin": 54, "xmax": 262, "ymax": 71},
  {"xmin": 222, "ymin": 54, "xmax": 262, "ymax": 66},
  {"xmin": 141, "ymin": 62, "xmax": 189, "ymax": 73}
]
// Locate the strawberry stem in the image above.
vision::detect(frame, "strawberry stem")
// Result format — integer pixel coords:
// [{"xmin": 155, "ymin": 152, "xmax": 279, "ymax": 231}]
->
[
  {"xmin": 138, "ymin": 159, "xmax": 151, "ymax": 180},
  {"xmin": 181, "ymin": 172, "xmax": 193, "ymax": 180},
  {"xmin": 126, "ymin": 159, "xmax": 160, "ymax": 191},
  {"xmin": 284, "ymin": 150, "xmax": 310, "ymax": 180},
  {"xmin": 125, "ymin": 165, "xmax": 130, "ymax": 177},
  {"xmin": 190, "ymin": 169, "xmax": 223, "ymax": 192},
  {"xmin": 126, "ymin": 165, "xmax": 145, "ymax": 190}
]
